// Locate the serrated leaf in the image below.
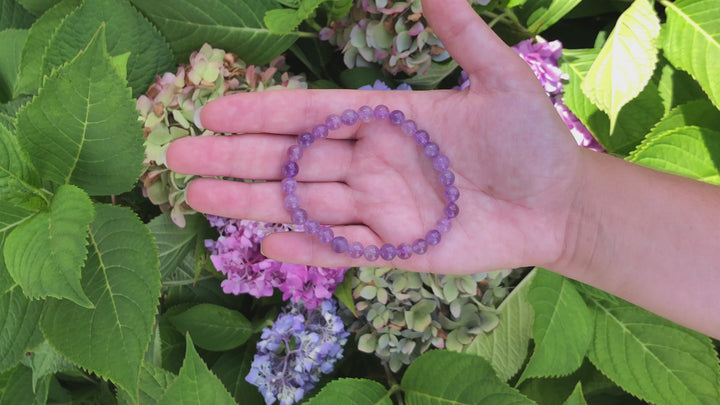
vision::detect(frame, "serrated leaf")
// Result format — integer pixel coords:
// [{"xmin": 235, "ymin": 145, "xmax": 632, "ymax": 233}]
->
[
  {"xmin": 661, "ymin": 0, "xmax": 720, "ymax": 109},
  {"xmin": 117, "ymin": 362, "xmax": 177, "ymax": 405},
  {"xmin": 333, "ymin": 268, "xmax": 357, "ymax": 317},
  {"xmin": 582, "ymin": 0, "xmax": 660, "ymax": 130},
  {"xmin": 653, "ymin": 55, "xmax": 707, "ymax": 114},
  {"xmin": 4, "ymin": 184, "xmax": 94, "ymax": 307},
  {"xmin": 168, "ymin": 303, "xmax": 252, "ymax": 351},
  {"xmin": 515, "ymin": 0, "xmax": 582, "ymax": 33},
  {"xmin": 562, "ymin": 383, "xmax": 587, "ymax": 405},
  {"xmin": 211, "ymin": 344, "xmax": 265, "ymax": 405},
  {"xmin": 638, "ymin": 99, "xmax": 720, "ymax": 145},
  {"xmin": 402, "ymin": 350, "xmax": 537, "ymax": 405},
  {"xmin": 40, "ymin": 204, "xmax": 161, "ymax": 397},
  {"xmin": 16, "ymin": 0, "xmax": 62, "ymax": 16},
  {"xmin": 264, "ymin": 0, "xmax": 326, "ymax": 34},
  {"xmin": 147, "ymin": 212, "xmax": 207, "ymax": 283},
  {"xmin": 327, "ymin": 0, "xmax": 352, "ymax": 21},
  {"xmin": 587, "ymin": 296, "xmax": 720, "ymax": 405},
  {"xmin": 464, "ymin": 269, "xmax": 535, "ymax": 382},
  {"xmin": 130, "ymin": 0, "xmax": 298, "ymax": 65},
  {"xmin": 403, "ymin": 60, "xmax": 458, "ymax": 90},
  {"xmin": 0, "ymin": 0, "xmax": 35, "ymax": 29},
  {"xmin": 0, "ymin": 28, "xmax": 28, "ymax": 103},
  {"xmin": 16, "ymin": 25, "xmax": 145, "ymax": 195},
  {"xmin": 0, "ymin": 365, "xmax": 48, "ymax": 405},
  {"xmin": 156, "ymin": 334, "xmax": 236, "ymax": 405},
  {"xmin": 0, "ymin": 202, "xmax": 38, "ymax": 234},
  {"xmin": 27, "ymin": 340, "xmax": 75, "ymax": 391},
  {"xmin": 0, "ymin": 122, "xmax": 41, "ymax": 206},
  {"xmin": 306, "ymin": 378, "xmax": 392, "ymax": 405},
  {"xmin": 519, "ymin": 269, "xmax": 591, "ymax": 383},
  {"xmin": 627, "ymin": 126, "xmax": 720, "ymax": 184}
]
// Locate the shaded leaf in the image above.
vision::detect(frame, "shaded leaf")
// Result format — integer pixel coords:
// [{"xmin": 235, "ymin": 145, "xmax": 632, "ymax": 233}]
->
[
  {"xmin": 0, "ymin": 28, "xmax": 28, "ymax": 102},
  {"xmin": 562, "ymin": 383, "xmax": 587, "ymax": 405},
  {"xmin": 0, "ymin": 365, "xmax": 48, "ymax": 405},
  {"xmin": 148, "ymin": 212, "xmax": 209, "ymax": 283},
  {"xmin": 515, "ymin": 0, "xmax": 582, "ymax": 34},
  {"xmin": 327, "ymin": 0, "xmax": 352, "ymax": 21},
  {"xmin": 27, "ymin": 341, "xmax": 75, "ymax": 391},
  {"xmin": 168, "ymin": 303, "xmax": 252, "ymax": 351},
  {"xmin": 0, "ymin": 202, "xmax": 38, "ymax": 235},
  {"xmin": 0, "ymin": 122, "xmax": 41, "ymax": 206},
  {"xmin": 211, "ymin": 344, "xmax": 265, "ymax": 405},
  {"xmin": 653, "ymin": 55, "xmax": 707, "ymax": 114},
  {"xmin": 117, "ymin": 362, "xmax": 177, "ymax": 405},
  {"xmin": 0, "ymin": 0, "xmax": 35, "ymax": 29},
  {"xmin": 333, "ymin": 268, "xmax": 356, "ymax": 317},
  {"xmin": 306, "ymin": 378, "xmax": 392, "ymax": 405},
  {"xmin": 403, "ymin": 60, "xmax": 459, "ymax": 90},
  {"xmin": 640, "ymin": 99, "xmax": 720, "ymax": 143},
  {"xmin": 40, "ymin": 204, "xmax": 161, "ymax": 397},
  {"xmin": 16, "ymin": 0, "xmax": 62, "ymax": 16}
]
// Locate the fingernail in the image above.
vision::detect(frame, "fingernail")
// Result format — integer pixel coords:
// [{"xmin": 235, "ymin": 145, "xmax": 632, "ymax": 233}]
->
[{"xmin": 194, "ymin": 105, "xmax": 204, "ymax": 130}]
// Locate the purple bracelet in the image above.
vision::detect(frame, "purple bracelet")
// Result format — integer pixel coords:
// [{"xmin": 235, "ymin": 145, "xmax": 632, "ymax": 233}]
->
[{"xmin": 280, "ymin": 105, "xmax": 459, "ymax": 261}]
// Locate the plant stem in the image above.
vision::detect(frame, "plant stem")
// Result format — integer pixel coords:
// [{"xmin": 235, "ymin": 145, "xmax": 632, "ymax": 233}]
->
[
  {"xmin": 295, "ymin": 31, "xmax": 318, "ymax": 38},
  {"xmin": 384, "ymin": 363, "xmax": 405, "ymax": 405}
]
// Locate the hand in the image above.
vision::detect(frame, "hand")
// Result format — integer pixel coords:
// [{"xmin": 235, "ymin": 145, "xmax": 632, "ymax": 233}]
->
[{"xmin": 166, "ymin": 0, "xmax": 584, "ymax": 273}]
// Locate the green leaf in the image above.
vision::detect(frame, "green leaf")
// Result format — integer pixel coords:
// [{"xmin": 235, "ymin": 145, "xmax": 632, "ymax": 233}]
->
[
  {"xmin": 333, "ymin": 268, "xmax": 356, "ymax": 316},
  {"xmin": 340, "ymin": 66, "xmax": 385, "ymax": 89},
  {"xmin": 264, "ymin": 0, "xmax": 326, "ymax": 34},
  {"xmin": 327, "ymin": 0, "xmax": 352, "ymax": 21},
  {"xmin": 306, "ymin": 378, "xmax": 392, "ymax": 405},
  {"xmin": 0, "ymin": 0, "xmax": 35, "ymax": 29},
  {"xmin": 587, "ymin": 296, "xmax": 720, "ymax": 405},
  {"xmin": 562, "ymin": 383, "xmax": 587, "ymax": 405},
  {"xmin": 13, "ymin": 0, "xmax": 83, "ymax": 97},
  {"xmin": 168, "ymin": 303, "xmax": 252, "ymax": 351},
  {"xmin": 0, "ymin": 202, "xmax": 38, "ymax": 235},
  {"xmin": 0, "ymin": 365, "xmax": 48, "ymax": 405},
  {"xmin": 515, "ymin": 0, "xmax": 582, "ymax": 34},
  {"xmin": 403, "ymin": 60, "xmax": 459, "ymax": 90},
  {"xmin": 627, "ymin": 125, "xmax": 720, "ymax": 184},
  {"xmin": 16, "ymin": 0, "xmax": 62, "ymax": 16},
  {"xmin": 635, "ymin": 98, "xmax": 720, "ymax": 145},
  {"xmin": 16, "ymin": 25, "xmax": 145, "ymax": 195},
  {"xmin": 40, "ymin": 204, "xmax": 161, "ymax": 397},
  {"xmin": 117, "ymin": 362, "xmax": 177, "ymax": 405},
  {"xmin": 653, "ymin": 55, "xmax": 707, "ymax": 114},
  {"xmin": 156, "ymin": 334, "xmax": 236, "ymax": 405},
  {"xmin": 130, "ymin": 0, "xmax": 298, "ymax": 65},
  {"xmin": 211, "ymin": 344, "xmax": 265, "ymax": 405},
  {"xmin": 4, "ymin": 184, "xmax": 94, "ymax": 307},
  {"xmin": 0, "ymin": 122, "xmax": 41, "ymax": 206},
  {"xmin": 402, "ymin": 350, "xmax": 537, "ymax": 404},
  {"xmin": 519, "ymin": 269, "xmax": 591, "ymax": 382},
  {"xmin": 0, "ymin": 29, "xmax": 28, "ymax": 103},
  {"xmin": 147, "ymin": 212, "xmax": 208, "ymax": 283},
  {"xmin": 27, "ymin": 340, "xmax": 75, "ymax": 391},
  {"xmin": 110, "ymin": 51, "xmax": 131, "ymax": 79},
  {"xmin": 581, "ymin": 0, "xmax": 660, "ymax": 130},
  {"xmin": 661, "ymin": 0, "xmax": 720, "ymax": 109},
  {"xmin": 464, "ymin": 269, "xmax": 535, "ymax": 382}
]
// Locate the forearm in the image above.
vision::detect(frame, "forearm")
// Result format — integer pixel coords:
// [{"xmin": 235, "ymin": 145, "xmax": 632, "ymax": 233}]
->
[{"xmin": 553, "ymin": 148, "xmax": 720, "ymax": 338}]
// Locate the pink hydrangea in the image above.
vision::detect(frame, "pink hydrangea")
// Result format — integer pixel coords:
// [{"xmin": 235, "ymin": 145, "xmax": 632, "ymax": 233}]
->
[{"xmin": 512, "ymin": 39, "xmax": 566, "ymax": 95}]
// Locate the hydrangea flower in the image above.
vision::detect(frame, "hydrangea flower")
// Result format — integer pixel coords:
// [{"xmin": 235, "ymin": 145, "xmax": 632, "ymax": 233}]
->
[
  {"xmin": 247, "ymin": 300, "xmax": 349, "ymax": 405},
  {"xmin": 358, "ymin": 79, "xmax": 412, "ymax": 90}
]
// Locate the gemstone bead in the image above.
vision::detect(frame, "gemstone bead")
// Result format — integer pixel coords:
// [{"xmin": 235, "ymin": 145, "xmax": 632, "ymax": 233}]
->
[
  {"xmin": 348, "ymin": 242, "xmax": 364, "ymax": 258},
  {"xmin": 282, "ymin": 162, "xmax": 299, "ymax": 178},
  {"xmin": 331, "ymin": 236, "xmax": 349, "ymax": 253},
  {"xmin": 444, "ymin": 186, "xmax": 460, "ymax": 202},
  {"xmin": 291, "ymin": 208, "xmax": 308, "ymax": 225},
  {"xmin": 389, "ymin": 110, "xmax": 405, "ymax": 126},
  {"xmin": 341, "ymin": 109, "xmax": 359, "ymax": 126},
  {"xmin": 438, "ymin": 170, "xmax": 455, "ymax": 186},
  {"xmin": 412, "ymin": 238, "xmax": 428, "ymax": 255},
  {"xmin": 414, "ymin": 130, "xmax": 429, "ymax": 146},
  {"xmin": 318, "ymin": 227, "xmax": 334, "ymax": 244},
  {"xmin": 426, "ymin": 229, "xmax": 441, "ymax": 246},
  {"xmin": 436, "ymin": 217, "xmax": 452, "ymax": 233},
  {"xmin": 287, "ymin": 145, "xmax": 303, "ymax": 161},
  {"xmin": 444, "ymin": 202, "xmax": 460, "ymax": 218},
  {"xmin": 374, "ymin": 105, "xmax": 390, "ymax": 120},
  {"xmin": 305, "ymin": 219, "xmax": 320, "ymax": 235},
  {"xmin": 298, "ymin": 132, "xmax": 314, "ymax": 148},
  {"xmin": 325, "ymin": 114, "xmax": 342, "ymax": 130},
  {"xmin": 364, "ymin": 245, "xmax": 380, "ymax": 261},
  {"xmin": 423, "ymin": 142, "xmax": 439, "ymax": 158},
  {"xmin": 397, "ymin": 243, "xmax": 413, "ymax": 259},
  {"xmin": 380, "ymin": 243, "xmax": 397, "ymax": 260},
  {"xmin": 358, "ymin": 105, "xmax": 374, "ymax": 123},
  {"xmin": 281, "ymin": 178, "xmax": 297, "ymax": 194},
  {"xmin": 401, "ymin": 120, "xmax": 417, "ymax": 136},
  {"xmin": 433, "ymin": 154, "xmax": 450, "ymax": 171},
  {"xmin": 284, "ymin": 194, "xmax": 300, "ymax": 210},
  {"xmin": 312, "ymin": 124, "xmax": 329, "ymax": 140}
]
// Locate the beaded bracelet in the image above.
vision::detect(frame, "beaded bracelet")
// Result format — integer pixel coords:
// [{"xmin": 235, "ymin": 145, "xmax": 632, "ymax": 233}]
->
[{"xmin": 280, "ymin": 105, "xmax": 459, "ymax": 261}]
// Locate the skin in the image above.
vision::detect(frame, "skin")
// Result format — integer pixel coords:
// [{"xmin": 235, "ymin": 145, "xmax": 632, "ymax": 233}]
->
[{"xmin": 167, "ymin": 0, "xmax": 720, "ymax": 338}]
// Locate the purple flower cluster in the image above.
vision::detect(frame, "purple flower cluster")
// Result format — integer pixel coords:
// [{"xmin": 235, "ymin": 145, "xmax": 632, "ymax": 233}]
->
[
  {"xmin": 359, "ymin": 79, "xmax": 412, "ymax": 91},
  {"xmin": 246, "ymin": 300, "xmax": 349, "ymax": 405},
  {"xmin": 205, "ymin": 215, "xmax": 347, "ymax": 309}
]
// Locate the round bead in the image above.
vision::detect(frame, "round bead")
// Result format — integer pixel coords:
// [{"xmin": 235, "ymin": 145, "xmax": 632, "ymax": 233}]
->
[
  {"xmin": 283, "ymin": 194, "xmax": 300, "ymax": 210},
  {"xmin": 423, "ymin": 142, "xmax": 439, "ymax": 158},
  {"xmin": 298, "ymin": 132, "xmax": 314, "ymax": 148},
  {"xmin": 341, "ymin": 109, "xmax": 359, "ymax": 126},
  {"xmin": 281, "ymin": 178, "xmax": 297, "ymax": 194},
  {"xmin": 282, "ymin": 161, "xmax": 299, "ymax": 178},
  {"xmin": 389, "ymin": 110, "xmax": 405, "ymax": 126},
  {"xmin": 348, "ymin": 242, "xmax": 364, "ymax": 258},
  {"xmin": 331, "ymin": 236, "xmax": 349, "ymax": 253},
  {"xmin": 374, "ymin": 105, "xmax": 390, "ymax": 120},
  {"xmin": 358, "ymin": 105, "xmax": 374, "ymax": 123},
  {"xmin": 325, "ymin": 114, "xmax": 342, "ymax": 130},
  {"xmin": 433, "ymin": 154, "xmax": 450, "ymax": 171},
  {"xmin": 436, "ymin": 217, "xmax": 452, "ymax": 233},
  {"xmin": 312, "ymin": 124, "xmax": 329, "ymax": 140},
  {"xmin": 305, "ymin": 219, "xmax": 320, "ymax": 235},
  {"xmin": 414, "ymin": 130, "xmax": 429, "ymax": 146},
  {"xmin": 291, "ymin": 208, "xmax": 308, "ymax": 225},
  {"xmin": 364, "ymin": 244, "xmax": 380, "ymax": 261},
  {"xmin": 318, "ymin": 227, "xmax": 334, "ymax": 244},
  {"xmin": 426, "ymin": 229, "xmax": 442, "ymax": 246},
  {"xmin": 397, "ymin": 243, "xmax": 413, "ymax": 259},
  {"xmin": 444, "ymin": 202, "xmax": 460, "ymax": 218},
  {"xmin": 401, "ymin": 120, "xmax": 417, "ymax": 136},
  {"xmin": 438, "ymin": 170, "xmax": 455, "ymax": 186},
  {"xmin": 380, "ymin": 243, "xmax": 397, "ymax": 260},
  {"xmin": 287, "ymin": 145, "xmax": 303, "ymax": 161},
  {"xmin": 412, "ymin": 238, "xmax": 428, "ymax": 255},
  {"xmin": 444, "ymin": 185, "xmax": 460, "ymax": 202}
]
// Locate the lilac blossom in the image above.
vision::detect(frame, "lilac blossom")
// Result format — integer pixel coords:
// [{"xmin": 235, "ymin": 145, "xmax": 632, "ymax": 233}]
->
[{"xmin": 246, "ymin": 300, "xmax": 349, "ymax": 405}]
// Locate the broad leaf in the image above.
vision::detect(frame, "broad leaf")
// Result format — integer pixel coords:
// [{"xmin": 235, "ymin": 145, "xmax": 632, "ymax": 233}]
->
[
  {"xmin": 264, "ymin": 0, "xmax": 325, "ymax": 34},
  {"xmin": 403, "ymin": 60, "xmax": 459, "ymax": 90},
  {"xmin": 27, "ymin": 341, "xmax": 75, "ymax": 391},
  {"xmin": 117, "ymin": 362, "xmax": 177, "ymax": 405},
  {"xmin": 156, "ymin": 334, "xmax": 236, "ymax": 405},
  {"xmin": 0, "ymin": 0, "xmax": 35, "ymax": 29},
  {"xmin": 40, "ymin": 204, "xmax": 161, "ymax": 397},
  {"xmin": 661, "ymin": 0, "xmax": 720, "ymax": 109},
  {"xmin": 168, "ymin": 303, "xmax": 252, "ymax": 351},
  {"xmin": 519, "ymin": 269, "xmax": 591, "ymax": 382},
  {"xmin": 653, "ymin": 55, "xmax": 707, "ymax": 114},
  {"xmin": 0, "ymin": 122, "xmax": 41, "ymax": 206},
  {"xmin": 640, "ymin": 99, "xmax": 720, "ymax": 143},
  {"xmin": 16, "ymin": 25, "xmax": 145, "ymax": 195},
  {"xmin": 562, "ymin": 383, "xmax": 587, "ymax": 405},
  {"xmin": 0, "ymin": 29, "xmax": 28, "ymax": 102},
  {"xmin": 4, "ymin": 184, "xmax": 94, "ymax": 307},
  {"xmin": 0, "ymin": 95, "xmax": 31, "ymax": 132},
  {"xmin": 515, "ymin": 0, "xmax": 582, "ymax": 34},
  {"xmin": 333, "ymin": 268, "xmax": 357, "ymax": 317},
  {"xmin": 130, "ymin": 0, "xmax": 298, "ymax": 65},
  {"xmin": 581, "ymin": 0, "xmax": 660, "ymax": 130},
  {"xmin": 211, "ymin": 344, "xmax": 265, "ymax": 405},
  {"xmin": 464, "ymin": 269, "xmax": 535, "ymax": 382},
  {"xmin": 587, "ymin": 296, "xmax": 720, "ymax": 405},
  {"xmin": 327, "ymin": 0, "xmax": 352, "ymax": 21},
  {"xmin": 306, "ymin": 378, "xmax": 392, "ymax": 405},
  {"xmin": 0, "ymin": 365, "xmax": 48, "ymax": 405},
  {"xmin": 627, "ymin": 126, "xmax": 720, "ymax": 184},
  {"xmin": 147, "ymin": 212, "xmax": 208, "ymax": 282},
  {"xmin": 16, "ymin": 0, "xmax": 62, "ymax": 16}
]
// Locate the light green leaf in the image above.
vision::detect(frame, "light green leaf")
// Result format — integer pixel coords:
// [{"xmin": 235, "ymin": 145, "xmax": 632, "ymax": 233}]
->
[
  {"xmin": 306, "ymin": 378, "xmax": 392, "ymax": 405},
  {"xmin": 403, "ymin": 351, "xmax": 537, "ymax": 404},
  {"xmin": 16, "ymin": 0, "xmax": 62, "ymax": 16},
  {"xmin": 0, "ymin": 122, "xmax": 41, "ymax": 206},
  {"xmin": 156, "ymin": 334, "xmax": 236, "ymax": 405},
  {"xmin": 16, "ymin": 25, "xmax": 145, "ymax": 195},
  {"xmin": 130, "ymin": 0, "xmax": 298, "ymax": 65},
  {"xmin": 117, "ymin": 362, "xmax": 177, "ymax": 405},
  {"xmin": 0, "ymin": 28, "xmax": 28, "ymax": 103},
  {"xmin": 519, "ymin": 269, "xmax": 591, "ymax": 382},
  {"xmin": 587, "ymin": 296, "xmax": 720, "ymax": 405},
  {"xmin": 4, "ymin": 184, "xmax": 94, "ymax": 307},
  {"xmin": 403, "ymin": 60, "xmax": 459, "ymax": 90},
  {"xmin": 327, "ymin": 0, "xmax": 352, "ymax": 21},
  {"xmin": 40, "ymin": 204, "xmax": 161, "ymax": 397},
  {"xmin": 582, "ymin": 0, "xmax": 660, "ymax": 130},
  {"xmin": 211, "ymin": 344, "xmax": 265, "ymax": 405},
  {"xmin": 515, "ymin": 0, "xmax": 582, "ymax": 34},
  {"xmin": 0, "ymin": 0, "xmax": 35, "ymax": 29},
  {"xmin": 147, "ymin": 212, "xmax": 208, "ymax": 283},
  {"xmin": 27, "ymin": 340, "xmax": 75, "ymax": 391},
  {"xmin": 110, "ymin": 51, "xmax": 131, "ymax": 79},
  {"xmin": 562, "ymin": 383, "xmax": 587, "ymax": 405},
  {"xmin": 264, "ymin": 0, "xmax": 325, "ymax": 34},
  {"xmin": 661, "ymin": 0, "xmax": 720, "ymax": 109},
  {"xmin": 333, "ymin": 268, "xmax": 356, "ymax": 317},
  {"xmin": 638, "ymin": 99, "xmax": 720, "ymax": 144},
  {"xmin": 464, "ymin": 269, "xmax": 535, "ymax": 382},
  {"xmin": 627, "ymin": 125, "xmax": 720, "ymax": 184},
  {"xmin": 168, "ymin": 303, "xmax": 252, "ymax": 351},
  {"xmin": 0, "ymin": 202, "xmax": 38, "ymax": 234},
  {"xmin": 13, "ymin": 0, "xmax": 83, "ymax": 97}
]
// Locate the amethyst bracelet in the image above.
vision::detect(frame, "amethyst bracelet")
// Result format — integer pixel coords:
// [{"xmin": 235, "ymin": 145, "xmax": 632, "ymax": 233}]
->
[{"xmin": 280, "ymin": 105, "xmax": 459, "ymax": 261}]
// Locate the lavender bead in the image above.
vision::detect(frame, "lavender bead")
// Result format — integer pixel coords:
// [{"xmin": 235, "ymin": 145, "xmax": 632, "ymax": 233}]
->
[
  {"xmin": 298, "ymin": 132, "xmax": 314, "ymax": 148},
  {"xmin": 287, "ymin": 145, "xmax": 303, "ymax": 162},
  {"xmin": 438, "ymin": 170, "xmax": 455, "ymax": 186},
  {"xmin": 341, "ymin": 109, "xmax": 359, "ymax": 126},
  {"xmin": 374, "ymin": 105, "xmax": 390, "ymax": 120},
  {"xmin": 318, "ymin": 227, "xmax": 334, "ymax": 244},
  {"xmin": 389, "ymin": 110, "xmax": 405, "ymax": 126},
  {"xmin": 401, "ymin": 120, "xmax": 417, "ymax": 136},
  {"xmin": 436, "ymin": 217, "xmax": 452, "ymax": 233},
  {"xmin": 348, "ymin": 242, "xmax": 364, "ymax": 258},
  {"xmin": 282, "ymin": 161, "xmax": 299, "ymax": 178},
  {"xmin": 326, "ymin": 114, "xmax": 342, "ymax": 130},
  {"xmin": 433, "ymin": 154, "xmax": 450, "ymax": 171},
  {"xmin": 444, "ymin": 185, "xmax": 460, "ymax": 202},
  {"xmin": 281, "ymin": 178, "xmax": 297, "ymax": 194},
  {"xmin": 305, "ymin": 219, "xmax": 320, "ymax": 235},
  {"xmin": 423, "ymin": 142, "xmax": 439, "ymax": 158},
  {"xmin": 412, "ymin": 238, "xmax": 428, "ymax": 255},
  {"xmin": 331, "ymin": 236, "xmax": 349, "ymax": 253},
  {"xmin": 380, "ymin": 243, "xmax": 397, "ymax": 260},
  {"xmin": 397, "ymin": 243, "xmax": 412, "ymax": 259},
  {"xmin": 284, "ymin": 194, "xmax": 300, "ymax": 210},
  {"xmin": 426, "ymin": 229, "xmax": 441, "ymax": 246},
  {"xmin": 444, "ymin": 202, "xmax": 460, "ymax": 218},
  {"xmin": 414, "ymin": 130, "xmax": 429, "ymax": 146},
  {"xmin": 291, "ymin": 208, "xmax": 308, "ymax": 225},
  {"xmin": 312, "ymin": 124, "xmax": 329, "ymax": 140},
  {"xmin": 364, "ymin": 245, "xmax": 380, "ymax": 261},
  {"xmin": 358, "ymin": 105, "xmax": 374, "ymax": 123}
]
